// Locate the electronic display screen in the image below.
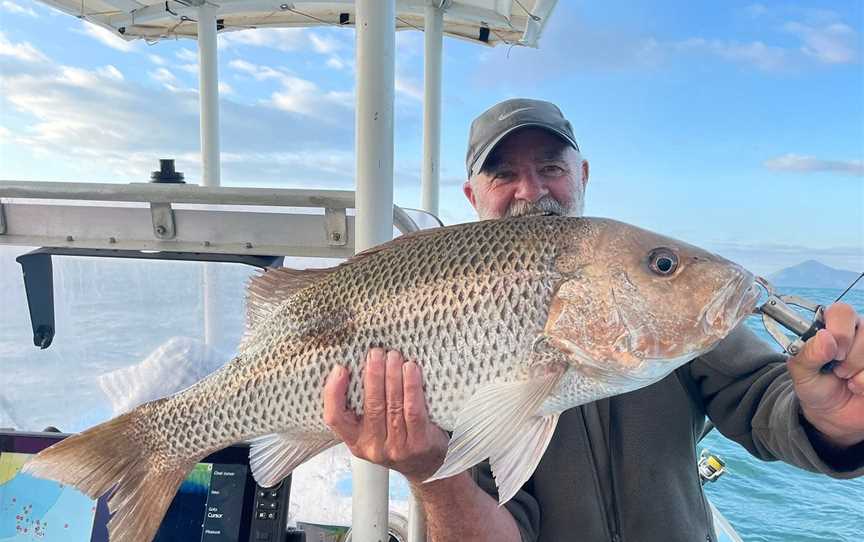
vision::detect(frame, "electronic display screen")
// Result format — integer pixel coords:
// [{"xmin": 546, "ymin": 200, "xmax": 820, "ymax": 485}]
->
[{"xmin": 0, "ymin": 433, "xmax": 255, "ymax": 542}]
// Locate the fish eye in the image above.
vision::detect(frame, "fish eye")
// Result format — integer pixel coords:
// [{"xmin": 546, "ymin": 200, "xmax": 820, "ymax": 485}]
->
[{"xmin": 648, "ymin": 248, "xmax": 678, "ymax": 276}]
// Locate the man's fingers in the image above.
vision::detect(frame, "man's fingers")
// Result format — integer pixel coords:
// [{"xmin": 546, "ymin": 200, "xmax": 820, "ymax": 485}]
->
[
  {"xmin": 385, "ymin": 351, "xmax": 407, "ymax": 447},
  {"xmin": 403, "ymin": 361, "xmax": 430, "ymax": 446},
  {"xmin": 833, "ymin": 316, "xmax": 864, "ymax": 379},
  {"xmin": 848, "ymin": 370, "xmax": 864, "ymax": 395},
  {"xmin": 789, "ymin": 329, "xmax": 838, "ymax": 381},
  {"xmin": 323, "ymin": 365, "xmax": 360, "ymax": 444},
  {"xmin": 362, "ymin": 348, "xmax": 388, "ymax": 436},
  {"xmin": 823, "ymin": 303, "xmax": 857, "ymax": 362}
]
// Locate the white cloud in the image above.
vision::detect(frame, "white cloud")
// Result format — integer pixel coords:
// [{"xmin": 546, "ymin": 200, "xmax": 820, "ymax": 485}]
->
[
  {"xmin": 149, "ymin": 54, "xmax": 166, "ymax": 65},
  {"xmin": 218, "ymin": 82, "xmax": 234, "ymax": 95},
  {"xmin": 179, "ymin": 63, "xmax": 198, "ymax": 75},
  {"xmin": 0, "ymin": 32, "xmax": 47, "ymax": 62},
  {"xmin": 674, "ymin": 38, "xmax": 789, "ymax": 71},
  {"xmin": 764, "ymin": 154, "xmax": 864, "ymax": 176},
  {"xmin": 395, "ymin": 75, "xmax": 423, "ymax": 101},
  {"xmin": 219, "ymin": 28, "xmax": 310, "ymax": 51},
  {"xmin": 176, "ymin": 48, "xmax": 197, "ymax": 62},
  {"xmin": 326, "ymin": 56, "xmax": 351, "ymax": 71},
  {"xmin": 219, "ymin": 27, "xmax": 350, "ymax": 57},
  {"xmin": 80, "ymin": 22, "xmax": 138, "ymax": 53},
  {"xmin": 784, "ymin": 21, "xmax": 858, "ymax": 64},
  {"xmin": 228, "ymin": 59, "xmax": 353, "ymax": 118},
  {"xmin": 2, "ymin": 1, "xmax": 37, "ymax": 17},
  {"xmin": 0, "ymin": 33, "xmax": 354, "ymax": 185},
  {"xmin": 97, "ymin": 65, "xmax": 124, "ymax": 81},
  {"xmin": 309, "ymin": 33, "xmax": 340, "ymax": 54},
  {"xmin": 150, "ymin": 67, "xmax": 179, "ymax": 86}
]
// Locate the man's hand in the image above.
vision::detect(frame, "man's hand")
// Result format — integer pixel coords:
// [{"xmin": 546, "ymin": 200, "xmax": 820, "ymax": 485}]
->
[
  {"xmin": 788, "ymin": 302, "xmax": 864, "ymax": 448},
  {"xmin": 323, "ymin": 348, "xmax": 450, "ymax": 483}
]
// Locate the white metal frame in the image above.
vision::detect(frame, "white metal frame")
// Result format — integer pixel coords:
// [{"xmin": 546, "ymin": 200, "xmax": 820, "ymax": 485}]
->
[
  {"xmin": 0, "ymin": 181, "xmax": 419, "ymax": 258},
  {"xmin": 352, "ymin": 1, "xmax": 396, "ymax": 540}
]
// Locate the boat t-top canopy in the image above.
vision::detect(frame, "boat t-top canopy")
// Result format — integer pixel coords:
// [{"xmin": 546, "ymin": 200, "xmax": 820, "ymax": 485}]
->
[{"xmin": 36, "ymin": 0, "xmax": 557, "ymax": 46}]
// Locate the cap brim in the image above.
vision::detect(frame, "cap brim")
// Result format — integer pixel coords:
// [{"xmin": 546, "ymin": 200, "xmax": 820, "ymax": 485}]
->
[{"xmin": 469, "ymin": 123, "xmax": 580, "ymax": 178}]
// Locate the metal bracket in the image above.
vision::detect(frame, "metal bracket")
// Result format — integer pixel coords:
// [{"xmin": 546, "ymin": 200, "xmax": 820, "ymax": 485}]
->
[
  {"xmin": 15, "ymin": 247, "xmax": 284, "ymax": 350},
  {"xmin": 325, "ymin": 207, "xmax": 347, "ymax": 246},
  {"xmin": 150, "ymin": 202, "xmax": 176, "ymax": 239},
  {"xmin": 0, "ymin": 201, "xmax": 6, "ymax": 234}
]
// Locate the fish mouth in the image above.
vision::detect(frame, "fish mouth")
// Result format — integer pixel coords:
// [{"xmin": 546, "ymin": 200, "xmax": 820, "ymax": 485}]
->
[{"xmin": 698, "ymin": 269, "xmax": 760, "ymax": 342}]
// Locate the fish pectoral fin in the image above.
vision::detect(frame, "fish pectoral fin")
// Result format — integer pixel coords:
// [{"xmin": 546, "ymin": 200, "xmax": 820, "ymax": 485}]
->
[
  {"xmin": 489, "ymin": 413, "xmax": 559, "ymax": 504},
  {"xmin": 424, "ymin": 370, "xmax": 563, "ymax": 504},
  {"xmin": 249, "ymin": 433, "xmax": 339, "ymax": 488}
]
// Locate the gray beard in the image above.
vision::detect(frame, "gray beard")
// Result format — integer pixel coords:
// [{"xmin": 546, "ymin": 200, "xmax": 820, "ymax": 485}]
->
[{"xmin": 501, "ymin": 194, "xmax": 583, "ymax": 219}]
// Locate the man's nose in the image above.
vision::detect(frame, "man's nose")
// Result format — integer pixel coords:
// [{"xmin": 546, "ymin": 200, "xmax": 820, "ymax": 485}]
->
[{"xmin": 513, "ymin": 170, "xmax": 548, "ymax": 202}]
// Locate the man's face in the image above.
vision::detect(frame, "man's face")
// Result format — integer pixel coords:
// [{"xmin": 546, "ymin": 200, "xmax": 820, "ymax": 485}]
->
[{"xmin": 463, "ymin": 128, "xmax": 589, "ymax": 220}]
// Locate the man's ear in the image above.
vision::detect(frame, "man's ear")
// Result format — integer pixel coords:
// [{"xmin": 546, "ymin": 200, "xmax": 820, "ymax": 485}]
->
[
  {"xmin": 581, "ymin": 160, "xmax": 590, "ymax": 188},
  {"xmin": 463, "ymin": 179, "xmax": 478, "ymax": 209}
]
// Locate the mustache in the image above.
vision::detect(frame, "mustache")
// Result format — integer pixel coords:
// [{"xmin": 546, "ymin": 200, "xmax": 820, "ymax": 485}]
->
[{"xmin": 504, "ymin": 196, "xmax": 572, "ymax": 218}]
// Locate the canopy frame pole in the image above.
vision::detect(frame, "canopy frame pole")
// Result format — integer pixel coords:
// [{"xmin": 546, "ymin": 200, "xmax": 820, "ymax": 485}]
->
[
  {"xmin": 352, "ymin": 0, "xmax": 396, "ymax": 540},
  {"xmin": 197, "ymin": 3, "xmax": 221, "ymax": 187},
  {"xmin": 420, "ymin": 1, "xmax": 444, "ymax": 217},
  {"xmin": 197, "ymin": 4, "xmax": 221, "ymax": 346},
  {"xmin": 408, "ymin": 5, "xmax": 446, "ymax": 538}
]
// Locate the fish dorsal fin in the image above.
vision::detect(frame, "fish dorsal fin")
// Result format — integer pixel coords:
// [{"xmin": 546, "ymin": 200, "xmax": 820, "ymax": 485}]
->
[
  {"xmin": 244, "ymin": 227, "xmax": 449, "ymax": 329},
  {"xmin": 249, "ymin": 433, "xmax": 339, "ymax": 488},
  {"xmin": 425, "ymin": 369, "xmax": 564, "ymax": 503},
  {"xmin": 246, "ymin": 267, "xmax": 335, "ymax": 326},
  {"xmin": 347, "ymin": 225, "xmax": 453, "ymax": 260}
]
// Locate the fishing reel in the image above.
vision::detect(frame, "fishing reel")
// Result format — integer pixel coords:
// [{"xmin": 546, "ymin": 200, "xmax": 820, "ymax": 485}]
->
[
  {"xmin": 697, "ymin": 449, "xmax": 727, "ymax": 485},
  {"xmin": 753, "ymin": 277, "xmax": 838, "ymax": 374}
]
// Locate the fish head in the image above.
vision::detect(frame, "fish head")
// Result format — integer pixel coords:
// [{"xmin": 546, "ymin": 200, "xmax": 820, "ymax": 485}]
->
[{"xmin": 548, "ymin": 218, "xmax": 760, "ymax": 385}]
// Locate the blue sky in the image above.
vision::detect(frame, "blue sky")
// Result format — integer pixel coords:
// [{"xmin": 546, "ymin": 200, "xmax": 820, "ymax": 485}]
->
[{"xmin": 0, "ymin": 1, "xmax": 861, "ymax": 276}]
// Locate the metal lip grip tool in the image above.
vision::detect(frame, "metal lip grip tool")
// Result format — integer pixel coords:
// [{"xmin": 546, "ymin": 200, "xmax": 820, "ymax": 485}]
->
[{"xmin": 754, "ymin": 274, "xmax": 863, "ymax": 374}]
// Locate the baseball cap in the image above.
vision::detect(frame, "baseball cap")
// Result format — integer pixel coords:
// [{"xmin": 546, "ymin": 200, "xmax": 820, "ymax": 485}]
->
[{"xmin": 465, "ymin": 98, "xmax": 580, "ymax": 178}]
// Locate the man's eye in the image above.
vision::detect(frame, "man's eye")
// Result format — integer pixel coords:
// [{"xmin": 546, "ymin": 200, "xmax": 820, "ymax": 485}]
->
[
  {"xmin": 493, "ymin": 171, "xmax": 516, "ymax": 182},
  {"xmin": 540, "ymin": 165, "xmax": 565, "ymax": 175}
]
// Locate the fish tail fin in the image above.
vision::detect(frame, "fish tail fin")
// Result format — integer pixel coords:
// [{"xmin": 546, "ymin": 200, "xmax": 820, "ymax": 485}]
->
[{"xmin": 23, "ymin": 410, "xmax": 196, "ymax": 542}]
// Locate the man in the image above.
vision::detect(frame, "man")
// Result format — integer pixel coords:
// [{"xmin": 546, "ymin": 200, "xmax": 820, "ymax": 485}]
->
[{"xmin": 323, "ymin": 99, "xmax": 864, "ymax": 541}]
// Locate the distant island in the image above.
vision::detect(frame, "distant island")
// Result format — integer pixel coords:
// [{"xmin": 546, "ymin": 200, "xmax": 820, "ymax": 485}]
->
[{"xmin": 768, "ymin": 260, "xmax": 863, "ymax": 290}]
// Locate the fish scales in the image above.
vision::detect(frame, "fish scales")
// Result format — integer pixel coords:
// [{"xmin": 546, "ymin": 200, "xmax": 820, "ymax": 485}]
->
[{"xmin": 139, "ymin": 216, "xmax": 573, "ymax": 460}]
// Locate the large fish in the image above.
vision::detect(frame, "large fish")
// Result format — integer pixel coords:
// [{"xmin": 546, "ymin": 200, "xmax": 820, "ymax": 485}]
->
[{"xmin": 24, "ymin": 216, "xmax": 759, "ymax": 541}]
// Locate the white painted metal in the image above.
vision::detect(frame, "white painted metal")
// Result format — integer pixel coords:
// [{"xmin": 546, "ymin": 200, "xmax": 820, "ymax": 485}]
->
[
  {"xmin": 0, "ymin": 181, "xmax": 356, "ymax": 207},
  {"xmin": 420, "ymin": 2, "xmax": 443, "ymax": 217},
  {"xmin": 0, "ymin": 203, "xmax": 418, "ymax": 257},
  {"xmin": 0, "ymin": 182, "xmax": 420, "ymax": 253},
  {"xmin": 522, "ymin": 0, "xmax": 558, "ymax": 46},
  {"xmin": 352, "ymin": 0, "xmax": 396, "ymax": 540},
  {"xmin": 196, "ymin": 3, "xmax": 223, "ymax": 346},
  {"xmin": 408, "ymin": 497, "xmax": 427, "ymax": 542},
  {"xmin": 45, "ymin": 0, "xmax": 552, "ymax": 46},
  {"xmin": 197, "ymin": 4, "xmax": 221, "ymax": 188}
]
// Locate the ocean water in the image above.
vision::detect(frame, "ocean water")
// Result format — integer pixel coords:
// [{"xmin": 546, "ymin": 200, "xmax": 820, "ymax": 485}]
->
[{"xmin": 0, "ymin": 246, "xmax": 861, "ymax": 540}]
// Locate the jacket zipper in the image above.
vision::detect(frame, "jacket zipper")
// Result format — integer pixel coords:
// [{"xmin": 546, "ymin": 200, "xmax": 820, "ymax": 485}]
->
[{"xmin": 577, "ymin": 405, "xmax": 621, "ymax": 542}]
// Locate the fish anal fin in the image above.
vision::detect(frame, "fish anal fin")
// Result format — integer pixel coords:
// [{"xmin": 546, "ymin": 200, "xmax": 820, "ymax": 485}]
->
[
  {"xmin": 424, "ymin": 369, "xmax": 563, "ymax": 501},
  {"xmin": 250, "ymin": 433, "xmax": 338, "ymax": 488}
]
